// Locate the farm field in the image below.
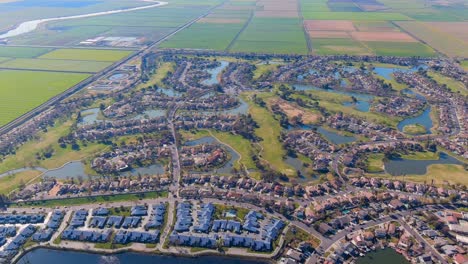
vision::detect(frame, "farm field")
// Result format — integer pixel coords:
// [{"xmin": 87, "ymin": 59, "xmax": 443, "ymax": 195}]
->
[
  {"xmin": 230, "ymin": 17, "xmax": 308, "ymax": 54},
  {"xmin": 0, "ymin": 70, "xmax": 90, "ymax": 126},
  {"xmin": 396, "ymin": 21, "xmax": 467, "ymax": 57},
  {"xmin": 0, "ymin": 58, "xmax": 112, "ymax": 73},
  {"xmin": 39, "ymin": 48, "xmax": 132, "ymax": 62},
  {"xmin": 0, "ymin": 46, "xmax": 53, "ymax": 58}
]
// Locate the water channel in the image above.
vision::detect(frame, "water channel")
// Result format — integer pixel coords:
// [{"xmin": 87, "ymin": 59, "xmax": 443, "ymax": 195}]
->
[
  {"xmin": 356, "ymin": 248, "xmax": 409, "ymax": 264},
  {"xmin": 202, "ymin": 61, "xmax": 229, "ymax": 86}
]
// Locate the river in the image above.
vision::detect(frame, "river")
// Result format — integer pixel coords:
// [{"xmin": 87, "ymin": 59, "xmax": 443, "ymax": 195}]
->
[
  {"xmin": 0, "ymin": 0, "xmax": 168, "ymax": 39},
  {"xmin": 17, "ymin": 248, "xmax": 268, "ymax": 264}
]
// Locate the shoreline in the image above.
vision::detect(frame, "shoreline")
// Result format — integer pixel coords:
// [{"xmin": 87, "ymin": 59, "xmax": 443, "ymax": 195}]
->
[
  {"xmin": 0, "ymin": 0, "xmax": 168, "ymax": 39},
  {"xmin": 13, "ymin": 244, "xmax": 276, "ymax": 264}
]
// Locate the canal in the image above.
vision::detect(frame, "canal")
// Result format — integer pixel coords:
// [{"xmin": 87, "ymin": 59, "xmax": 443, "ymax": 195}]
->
[{"xmin": 356, "ymin": 248, "xmax": 409, "ymax": 264}]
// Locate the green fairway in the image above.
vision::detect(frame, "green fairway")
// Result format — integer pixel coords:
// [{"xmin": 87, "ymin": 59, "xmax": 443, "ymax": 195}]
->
[
  {"xmin": 242, "ymin": 92, "xmax": 296, "ymax": 177},
  {"xmin": 0, "ymin": 46, "xmax": 53, "ymax": 58},
  {"xmin": 0, "ymin": 58, "xmax": 112, "ymax": 73},
  {"xmin": 39, "ymin": 48, "xmax": 132, "ymax": 62},
  {"xmin": 0, "ymin": 70, "xmax": 89, "ymax": 126}
]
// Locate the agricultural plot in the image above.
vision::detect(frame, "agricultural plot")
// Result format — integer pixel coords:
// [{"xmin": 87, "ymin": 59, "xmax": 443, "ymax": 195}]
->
[
  {"xmin": 0, "ymin": 70, "xmax": 89, "ymax": 126},
  {"xmin": 161, "ymin": 8, "xmax": 250, "ymax": 51},
  {"xmin": 0, "ymin": 46, "xmax": 52, "ymax": 58},
  {"xmin": 396, "ymin": 21, "xmax": 467, "ymax": 57},
  {"xmin": 39, "ymin": 48, "xmax": 132, "ymax": 62},
  {"xmin": 255, "ymin": 0, "xmax": 299, "ymax": 18},
  {"xmin": 0, "ymin": 58, "xmax": 112, "ymax": 73},
  {"xmin": 305, "ymin": 19, "xmax": 436, "ymax": 57},
  {"xmin": 230, "ymin": 18, "xmax": 308, "ymax": 54}
]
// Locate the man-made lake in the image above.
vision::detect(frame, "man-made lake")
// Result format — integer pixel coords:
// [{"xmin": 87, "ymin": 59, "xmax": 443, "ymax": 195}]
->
[
  {"xmin": 202, "ymin": 61, "xmax": 229, "ymax": 86},
  {"xmin": 42, "ymin": 161, "xmax": 165, "ymax": 179},
  {"xmin": 294, "ymin": 84, "xmax": 373, "ymax": 112},
  {"xmin": 289, "ymin": 125, "xmax": 356, "ymax": 145},
  {"xmin": 356, "ymin": 248, "xmax": 409, "ymax": 264},
  {"xmin": 17, "ymin": 248, "xmax": 267, "ymax": 264},
  {"xmin": 79, "ymin": 108, "xmax": 100, "ymax": 126},
  {"xmin": 397, "ymin": 106, "xmax": 433, "ymax": 134},
  {"xmin": 184, "ymin": 136, "xmax": 239, "ymax": 174},
  {"xmin": 373, "ymin": 65, "xmax": 427, "ymax": 80},
  {"xmin": 384, "ymin": 152, "xmax": 463, "ymax": 175}
]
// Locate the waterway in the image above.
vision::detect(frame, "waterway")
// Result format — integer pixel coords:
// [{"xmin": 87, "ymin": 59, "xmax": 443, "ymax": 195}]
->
[
  {"xmin": 397, "ymin": 106, "xmax": 433, "ymax": 134},
  {"xmin": 294, "ymin": 84, "xmax": 373, "ymax": 112},
  {"xmin": 356, "ymin": 248, "xmax": 409, "ymax": 264},
  {"xmin": 384, "ymin": 152, "xmax": 463, "ymax": 176},
  {"xmin": 184, "ymin": 136, "xmax": 239, "ymax": 174},
  {"xmin": 202, "ymin": 61, "xmax": 229, "ymax": 86},
  {"xmin": 0, "ymin": 0, "xmax": 168, "ymax": 39},
  {"xmin": 17, "ymin": 248, "xmax": 267, "ymax": 264}
]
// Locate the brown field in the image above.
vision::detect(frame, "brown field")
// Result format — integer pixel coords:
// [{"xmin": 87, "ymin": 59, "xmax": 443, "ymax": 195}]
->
[
  {"xmin": 199, "ymin": 18, "xmax": 245, "ymax": 23},
  {"xmin": 358, "ymin": 4, "xmax": 388, "ymax": 11},
  {"xmin": 304, "ymin": 20, "xmax": 355, "ymax": 31},
  {"xmin": 351, "ymin": 31, "xmax": 417, "ymax": 42},
  {"xmin": 307, "ymin": 31, "xmax": 350, "ymax": 38},
  {"xmin": 353, "ymin": 21, "xmax": 398, "ymax": 32},
  {"xmin": 424, "ymin": 22, "xmax": 468, "ymax": 42},
  {"xmin": 255, "ymin": 10, "xmax": 299, "ymax": 17},
  {"xmin": 274, "ymin": 99, "xmax": 322, "ymax": 124}
]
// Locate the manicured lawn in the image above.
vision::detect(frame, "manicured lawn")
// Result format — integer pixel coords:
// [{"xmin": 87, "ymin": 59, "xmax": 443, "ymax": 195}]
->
[
  {"xmin": 0, "ymin": 58, "xmax": 112, "ymax": 73},
  {"xmin": 0, "ymin": 70, "xmax": 90, "ymax": 126},
  {"xmin": 137, "ymin": 62, "xmax": 175, "ymax": 89},
  {"xmin": 367, "ymin": 153, "xmax": 385, "ymax": 173},
  {"xmin": 39, "ymin": 48, "xmax": 132, "ymax": 62},
  {"xmin": 12, "ymin": 191, "xmax": 168, "ymax": 208},
  {"xmin": 402, "ymin": 124, "xmax": 426, "ymax": 135},
  {"xmin": 253, "ymin": 64, "xmax": 280, "ymax": 79},
  {"xmin": 0, "ymin": 46, "xmax": 53, "ymax": 58},
  {"xmin": 428, "ymin": 71, "xmax": 467, "ymax": 96},
  {"xmin": 242, "ymin": 92, "xmax": 296, "ymax": 176},
  {"xmin": 0, "ymin": 120, "xmax": 108, "ymax": 175},
  {"xmin": 0, "ymin": 170, "xmax": 43, "ymax": 194}
]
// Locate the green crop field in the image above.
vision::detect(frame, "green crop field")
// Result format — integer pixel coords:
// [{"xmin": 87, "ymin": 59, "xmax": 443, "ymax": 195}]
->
[
  {"xmin": 0, "ymin": 46, "xmax": 53, "ymax": 58},
  {"xmin": 312, "ymin": 38, "xmax": 371, "ymax": 55},
  {"xmin": 0, "ymin": 58, "xmax": 112, "ymax": 73},
  {"xmin": 230, "ymin": 18, "xmax": 308, "ymax": 54},
  {"xmin": 39, "ymin": 48, "xmax": 132, "ymax": 62},
  {"xmin": 161, "ymin": 22, "xmax": 246, "ymax": 51},
  {"xmin": 0, "ymin": 70, "xmax": 89, "ymax": 126},
  {"xmin": 365, "ymin": 41, "xmax": 436, "ymax": 57},
  {"xmin": 302, "ymin": 11, "xmax": 411, "ymax": 21}
]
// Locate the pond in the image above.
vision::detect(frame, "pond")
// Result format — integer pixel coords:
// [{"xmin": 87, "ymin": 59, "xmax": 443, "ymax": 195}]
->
[
  {"xmin": 284, "ymin": 156, "xmax": 318, "ymax": 183},
  {"xmin": 197, "ymin": 98, "xmax": 249, "ymax": 115},
  {"xmin": 109, "ymin": 72, "xmax": 129, "ymax": 81},
  {"xmin": 202, "ymin": 61, "xmax": 229, "ymax": 86},
  {"xmin": 132, "ymin": 109, "xmax": 166, "ymax": 120},
  {"xmin": 294, "ymin": 84, "xmax": 373, "ymax": 112},
  {"xmin": 356, "ymin": 248, "xmax": 409, "ymax": 264},
  {"xmin": 384, "ymin": 152, "xmax": 463, "ymax": 176},
  {"xmin": 184, "ymin": 136, "xmax": 239, "ymax": 174},
  {"xmin": 289, "ymin": 125, "xmax": 356, "ymax": 145},
  {"xmin": 159, "ymin": 88, "xmax": 182, "ymax": 97},
  {"xmin": 373, "ymin": 65, "xmax": 427, "ymax": 80},
  {"xmin": 42, "ymin": 161, "xmax": 165, "ymax": 179},
  {"xmin": 397, "ymin": 106, "xmax": 433, "ymax": 134},
  {"xmin": 17, "ymin": 248, "xmax": 267, "ymax": 264},
  {"xmin": 79, "ymin": 108, "xmax": 100, "ymax": 126}
]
